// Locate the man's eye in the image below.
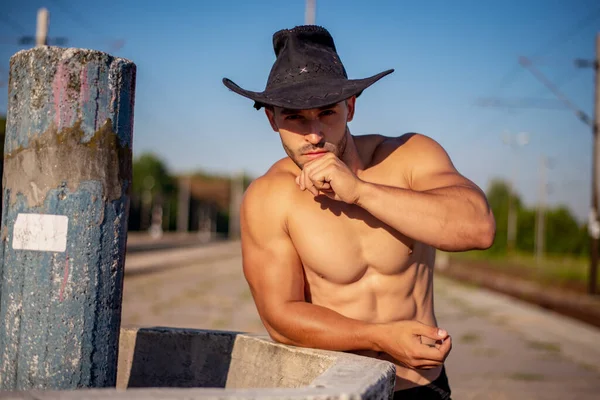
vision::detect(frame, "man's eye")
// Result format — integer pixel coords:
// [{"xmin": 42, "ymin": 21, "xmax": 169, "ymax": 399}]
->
[
  {"xmin": 320, "ymin": 110, "xmax": 335, "ymax": 116},
  {"xmin": 285, "ymin": 115, "xmax": 302, "ymax": 120}
]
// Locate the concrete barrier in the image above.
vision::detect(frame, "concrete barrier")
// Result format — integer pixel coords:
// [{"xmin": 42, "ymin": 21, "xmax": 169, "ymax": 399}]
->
[{"xmin": 0, "ymin": 327, "xmax": 396, "ymax": 399}]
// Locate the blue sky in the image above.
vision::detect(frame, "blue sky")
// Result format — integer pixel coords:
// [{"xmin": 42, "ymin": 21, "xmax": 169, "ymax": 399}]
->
[{"xmin": 1, "ymin": 0, "xmax": 599, "ymax": 222}]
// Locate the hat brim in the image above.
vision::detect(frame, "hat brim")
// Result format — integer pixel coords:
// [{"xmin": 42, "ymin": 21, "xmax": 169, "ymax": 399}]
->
[{"xmin": 222, "ymin": 69, "xmax": 394, "ymax": 110}]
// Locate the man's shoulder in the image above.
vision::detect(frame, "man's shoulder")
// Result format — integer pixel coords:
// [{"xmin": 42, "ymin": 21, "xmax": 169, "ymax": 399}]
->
[
  {"xmin": 242, "ymin": 159, "xmax": 297, "ymax": 212},
  {"xmin": 370, "ymin": 133, "xmax": 448, "ymax": 163},
  {"xmin": 379, "ymin": 132, "xmax": 440, "ymax": 151}
]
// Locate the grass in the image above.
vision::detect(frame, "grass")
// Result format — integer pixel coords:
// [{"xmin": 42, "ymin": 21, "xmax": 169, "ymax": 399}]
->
[{"xmin": 444, "ymin": 249, "xmax": 594, "ymax": 289}]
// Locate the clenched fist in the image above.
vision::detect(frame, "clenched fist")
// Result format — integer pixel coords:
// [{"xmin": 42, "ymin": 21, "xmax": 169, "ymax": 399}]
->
[
  {"xmin": 376, "ymin": 320, "xmax": 452, "ymax": 370},
  {"xmin": 295, "ymin": 153, "xmax": 363, "ymax": 204}
]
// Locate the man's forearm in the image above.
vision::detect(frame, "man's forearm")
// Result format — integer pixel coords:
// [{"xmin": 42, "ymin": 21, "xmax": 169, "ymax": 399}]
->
[
  {"xmin": 355, "ymin": 181, "xmax": 494, "ymax": 251},
  {"xmin": 266, "ymin": 301, "xmax": 383, "ymax": 352}
]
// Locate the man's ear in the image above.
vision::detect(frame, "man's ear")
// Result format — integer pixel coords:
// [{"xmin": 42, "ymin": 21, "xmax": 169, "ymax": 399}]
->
[
  {"xmin": 346, "ymin": 96, "xmax": 356, "ymax": 122},
  {"xmin": 265, "ymin": 108, "xmax": 279, "ymax": 132}
]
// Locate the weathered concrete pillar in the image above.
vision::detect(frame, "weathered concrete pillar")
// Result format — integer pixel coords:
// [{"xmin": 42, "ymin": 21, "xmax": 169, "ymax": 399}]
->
[
  {"xmin": 228, "ymin": 171, "xmax": 244, "ymax": 240},
  {"xmin": 0, "ymin": 47, "xmax": 136, "ymax": 390}
]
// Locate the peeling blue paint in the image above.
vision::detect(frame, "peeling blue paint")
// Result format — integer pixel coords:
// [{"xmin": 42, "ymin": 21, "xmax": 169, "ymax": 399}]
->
[
  {"xmin": 5, "ymin": 52, "xmax": 49, "ymax": 153},
  {"xmin": 111, "ymin": 59, "xmax": 136, "ymax": 149},
  {"xmin": 0, "ymin": 184, "xmax": 129, "ymax": 390},
  {"xmin": 0, "ymin": 47, "xmax": 135, "ymax": 391},
  {"xmin": 80, "ymin": 61, "xmax": 110, "ymax": 141},
  {"xmin": 4, "ymin": 47, "xmax": 135, "ymax": 154}
]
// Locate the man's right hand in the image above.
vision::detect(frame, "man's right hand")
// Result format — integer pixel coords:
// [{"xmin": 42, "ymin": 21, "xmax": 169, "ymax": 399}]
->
[{"xmin": 374, "ymin": 320, "xmax": 452, "ymax": 370}]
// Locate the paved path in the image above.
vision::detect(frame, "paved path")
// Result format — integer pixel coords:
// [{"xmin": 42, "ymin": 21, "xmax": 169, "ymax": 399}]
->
[
  {"xmin": 122, "ymin": 241, "xmax": 265, "ymax": 334},
  {"xmin": 435, "ymin": 278, "xmax": 600, "ymax": 399},
  {"xmin": 122, "ymin": 241, "xmax": 600, "ymax": 399}
]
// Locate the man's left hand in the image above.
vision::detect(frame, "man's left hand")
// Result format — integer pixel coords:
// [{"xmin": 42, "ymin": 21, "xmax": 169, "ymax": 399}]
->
[{"xmin": 295, "ymin": 153, "xmax": 363, "ymax": 204}]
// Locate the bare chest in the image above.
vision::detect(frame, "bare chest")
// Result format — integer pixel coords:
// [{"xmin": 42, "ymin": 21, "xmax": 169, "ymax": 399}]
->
[{"xmin": 287, "ymin": 193, "xmax": 420, "ymax": 284}]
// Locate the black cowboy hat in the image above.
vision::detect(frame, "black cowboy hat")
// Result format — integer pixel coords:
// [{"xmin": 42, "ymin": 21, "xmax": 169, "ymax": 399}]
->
[{"xmin": 222, "ymin": 25, "xmax": 394, "ymax": 110}]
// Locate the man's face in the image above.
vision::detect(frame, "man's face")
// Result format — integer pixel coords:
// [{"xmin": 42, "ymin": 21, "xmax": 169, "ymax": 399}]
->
[{"xmin": 265, "ymin": 97, "xmax": 356, "ymax": 169}]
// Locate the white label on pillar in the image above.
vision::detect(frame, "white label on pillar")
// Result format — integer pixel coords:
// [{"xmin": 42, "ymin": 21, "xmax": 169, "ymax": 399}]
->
[{"xmin": 12, "ymin": 213, "xmax": 69, "ymax": 252}]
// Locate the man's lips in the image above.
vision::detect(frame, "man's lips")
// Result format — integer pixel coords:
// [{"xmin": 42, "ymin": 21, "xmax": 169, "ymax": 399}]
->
[{"xmin": 304, "ymin": 151, "xmax": 328, "ymax": 157}]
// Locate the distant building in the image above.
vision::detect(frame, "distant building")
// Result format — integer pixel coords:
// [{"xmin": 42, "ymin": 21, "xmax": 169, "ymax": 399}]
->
[{"xmin": 128, "ymin": 171, "xmax": 251, "ymax": 240}]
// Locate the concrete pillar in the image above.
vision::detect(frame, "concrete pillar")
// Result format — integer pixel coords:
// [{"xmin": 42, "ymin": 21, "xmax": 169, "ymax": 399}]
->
[
  {"xmin": 228, "ymin": 171, "xmax": 244, "ymax": 240},
  {"xmin": 0, "ymin": 47, "xmax": 136, "ymax": 390},
  {"xmin": 177, "ymin": 176, "xmax": 190, "ymax": 233}
]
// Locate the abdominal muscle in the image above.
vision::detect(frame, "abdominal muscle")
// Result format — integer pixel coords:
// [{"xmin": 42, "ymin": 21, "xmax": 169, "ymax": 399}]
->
[{"xmin": 304, "ymin": 261, "xmax": 442, "ymax": 392}]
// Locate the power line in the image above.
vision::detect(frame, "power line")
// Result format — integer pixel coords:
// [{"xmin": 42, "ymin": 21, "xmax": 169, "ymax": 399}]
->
[
  {"xmin": 467, "ymin": 9, "xmax": 600, "ymax": 142},
  {"xmin": 46, "ymin": 0, "xmax": 124, "ymax": 52},
  {"xmin": 475, "ymin": 97, "xmax": 569, "ymax": 110},
  {"xmin": 0, "ymin": 13, "xmax": 29, "ymax": 90},
  {"xmin": 470, "ymin": 66, "xmax": 590, "ymax": 142},
  {"xmin": 490, "ymin": 6, "xmax": 600, "ymax": 95},
  {"xmin": 519, "ymin": 56, "xmax": 591, "ymax": 126},
  {"xmin": 474, "ymin": 56, "xmax": 593, "ymax": 126},
  {"xmin": 47, "ymin": 0, "xmax": 104, "ymax": 38},
  {"xmin": 531, "ymin": 67, "xmax": 586, "ymax": 97}
]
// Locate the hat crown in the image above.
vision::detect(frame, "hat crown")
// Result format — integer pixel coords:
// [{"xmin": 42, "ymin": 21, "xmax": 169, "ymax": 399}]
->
[
  {"xmin": 266, "ymin": 25, "xmax": 348, "ymax": 90},
  {"xmin": 221, "ymin": 25, "xmax": 394, "ymax": 110}
]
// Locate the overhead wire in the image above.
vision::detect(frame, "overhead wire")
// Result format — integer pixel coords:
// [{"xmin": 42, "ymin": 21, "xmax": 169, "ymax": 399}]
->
[
  {"xmin": 46, "ymin": 0, "xmax": 104, "ymax": 38},
  {"xmin": 466, "ymin": 6, "xmax": 600, "ymax": 142},
  {"xmin": 491, "ymin": 6, "xmax": 600, "ymax": 95}
]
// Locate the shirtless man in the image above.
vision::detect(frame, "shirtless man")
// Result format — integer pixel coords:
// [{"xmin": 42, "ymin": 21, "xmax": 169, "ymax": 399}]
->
[{"xmin": 223, "ymin": 25, "xmax": 495, "ymax": 400}]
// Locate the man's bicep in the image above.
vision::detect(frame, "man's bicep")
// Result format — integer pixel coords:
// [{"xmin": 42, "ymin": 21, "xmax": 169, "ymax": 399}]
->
[
  {"xmin": 241, "ymin": 229, "xmax": 305, "ymax": 314},
  {"xmin": 405, "ymin": 134, "xmax": 479, "ymax": 192},
  {"xmin": 240, "ymin": 183, "xmax": 306, "ymax": 326}
]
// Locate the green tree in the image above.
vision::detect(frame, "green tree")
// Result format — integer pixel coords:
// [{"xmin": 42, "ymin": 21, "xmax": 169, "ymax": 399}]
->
[
  {"xmin": 544, "ymin": 206, "xmax": 584, "ymax": 256},
  {"xmin": 575, "ymin": 224, "xmax": 591, "ymax": 257},
  {"xmin": 131, "ymin": 153, "xmax": 176, "ymax": 230},
  {"xmin": 516, "ymin": 208, "xmax": 536, "ymax": 253},
  {"xmin": 484, "ymin": 177, "xmax": 590, "ymax": 257},
  {"xmin": 132, "ymin": 153, "xmax": 175, "ymax": 196},
  {"xmin": 485, "ymin": 178, "xmax": 524, "ymax": 253}
]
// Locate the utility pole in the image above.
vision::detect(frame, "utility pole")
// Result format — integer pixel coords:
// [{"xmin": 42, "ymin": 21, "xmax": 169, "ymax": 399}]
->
[
  {"xmin": 35, "ymin": 8, "xmax": 49, "ymax": 47},
  {"xmin": 177, "ymin": 176, "xmax": 191, "ymax": 233},
  {"xmin": 589, "ymin": 33, "xmax": 600, "ymax": 295},
  {"xmin": 228, "ymin": 171, "xmax": 245, "ymax": 240},
  {"xmin": 502, "ymin": 131, "xmax": 529, "ymax": 252},
  {"xmin": 0, "ymin": 46, "xmax": 136, "ymax": 390},
  {"xmin": 305, "ymin": 0, "xmax": 316, "ymax": 25},
  {"xmin": 477, "ymin": 34, "xmax": 600, "ymax": 293},
  {"xmin": 0, "ymin": 8, "xmax": 70, "ymax": 88},
  {"xmin": 535, "ymin": 155, "xmax": 548, "ymax": 265}
]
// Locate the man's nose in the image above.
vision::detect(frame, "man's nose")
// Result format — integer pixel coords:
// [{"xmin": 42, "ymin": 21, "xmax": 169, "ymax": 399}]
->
[{"xmin": 305, "ymin": 120, "xmax": 323, "ymax": 144}]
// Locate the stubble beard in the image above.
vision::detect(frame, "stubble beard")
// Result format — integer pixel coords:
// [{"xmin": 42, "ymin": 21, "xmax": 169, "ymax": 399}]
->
[{"xmin": 284, "ymin": 127, "xmax": 349, "ymax": 170}]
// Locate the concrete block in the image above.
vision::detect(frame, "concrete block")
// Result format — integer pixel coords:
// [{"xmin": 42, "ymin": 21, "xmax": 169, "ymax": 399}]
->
[{"xmin": 0, "ymin": 326, "xmax": 396, "ymax": 399}]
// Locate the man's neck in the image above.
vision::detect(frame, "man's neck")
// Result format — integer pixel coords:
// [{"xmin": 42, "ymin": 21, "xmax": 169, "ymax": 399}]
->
[{"xmin": 340, "ymin": 130, "xmax": 365, "ymax": 174}]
